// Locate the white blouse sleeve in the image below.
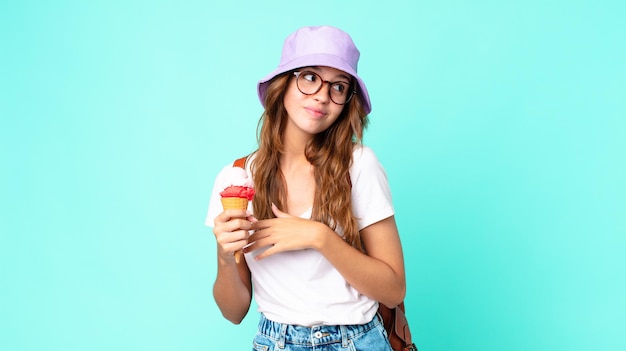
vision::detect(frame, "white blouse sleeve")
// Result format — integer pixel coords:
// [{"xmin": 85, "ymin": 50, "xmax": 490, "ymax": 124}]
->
[
  {"xmin": 205, "ymin": 165, "xmax": 233, "ymax": 227},
  {"xmin": 350, "ymin": 146, "xmax": 395, "ymax": 230}
]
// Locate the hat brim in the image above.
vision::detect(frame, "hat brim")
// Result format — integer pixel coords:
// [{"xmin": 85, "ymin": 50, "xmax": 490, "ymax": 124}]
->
[{"xmin": 257, "ymin": 53, "xmax": 372, "ymax": 115}]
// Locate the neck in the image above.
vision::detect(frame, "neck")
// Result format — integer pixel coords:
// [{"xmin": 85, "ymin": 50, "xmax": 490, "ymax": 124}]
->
[
  {"xmin": 281, "ymin": 124, "xmax": 313, "ymax": 164},
  {"xmin": 281, "ymin": 137, "xmax": 310, "ymax": 168}
]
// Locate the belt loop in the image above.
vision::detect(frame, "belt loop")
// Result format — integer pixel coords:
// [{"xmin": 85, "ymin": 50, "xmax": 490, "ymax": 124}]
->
[
  {"xmin": 340, "ymin": 325, "xmax": 349, "ymax": 347},
  {"xmin": 278, "ymin": 323, "xmax": 287, "ymax": 349}
]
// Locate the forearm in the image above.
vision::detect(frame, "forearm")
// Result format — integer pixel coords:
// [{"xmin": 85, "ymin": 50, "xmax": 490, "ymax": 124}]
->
[
  {"xmin": 246, "ymin": 211, "xmax": 406, "ymax": 306},
  {"xmin": 212, "ymin": 256, "xmax": 252, "ymax": 324},
  {"xmin": 315, "ymin": 221, "xmax": 406, "ymax": 307}
]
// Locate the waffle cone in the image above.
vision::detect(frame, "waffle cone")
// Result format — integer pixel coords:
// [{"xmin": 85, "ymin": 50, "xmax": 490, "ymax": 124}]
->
[
  {"xmin": 221, "ymin": 197, "xmax": 249, "ymax": 210},
  {"xmin": 221, "ymin": 197, "xmax": 249, "ymax": 263}
]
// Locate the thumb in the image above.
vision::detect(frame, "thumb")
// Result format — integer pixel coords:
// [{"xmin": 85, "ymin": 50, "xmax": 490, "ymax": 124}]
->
[{"xmin": 271, "ymin": 203, "xmax": 291, "ymax": 218}]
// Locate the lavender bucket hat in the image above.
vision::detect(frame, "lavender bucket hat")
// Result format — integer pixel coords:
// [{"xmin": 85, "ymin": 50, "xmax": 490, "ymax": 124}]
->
[{"xmin": 257, "ymin": 26, "xmax": 372, "ymax": 115}]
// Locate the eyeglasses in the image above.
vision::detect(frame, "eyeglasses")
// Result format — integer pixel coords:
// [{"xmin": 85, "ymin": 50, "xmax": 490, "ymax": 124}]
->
[{"xmin": 293, "ymin": 71, "xmax": 356, "ymax": 105}]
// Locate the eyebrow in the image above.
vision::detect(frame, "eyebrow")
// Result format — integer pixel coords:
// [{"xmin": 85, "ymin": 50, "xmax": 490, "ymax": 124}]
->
[{"xmin": 308, "ymin": 66, "xmax": 351, "ymax": 82}]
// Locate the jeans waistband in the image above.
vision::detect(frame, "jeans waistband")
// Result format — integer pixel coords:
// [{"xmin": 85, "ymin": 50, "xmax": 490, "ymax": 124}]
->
[{"xmin": 257, "ymin": 313, "xmax": 381, "ymax": 348}]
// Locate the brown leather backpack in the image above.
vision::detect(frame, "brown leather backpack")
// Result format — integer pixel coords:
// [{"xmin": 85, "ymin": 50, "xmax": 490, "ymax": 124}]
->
[{"xmin": 378, "ymin": 303, "xmax": 418, "ymax": 350}]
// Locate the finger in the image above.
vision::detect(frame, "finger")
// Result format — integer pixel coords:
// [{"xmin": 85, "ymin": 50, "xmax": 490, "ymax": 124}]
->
[
  {"xmin": 271, "ymin": 203, "xmax": 291, "ymax": 218},
  {"xmin": 213, "ymin": 211, "xmax": 250, "ymax": 231},
  {"xmin": 253, "ymin": 245, "xmax": 279, "ymax": 261},
  {"xmin": 218, "ymin": 231, "xmax": 250, "ymax": 252},
  {"xmin": 219, "ymin": 241, "xmax": 248, "ymax": 261},
  {"xmin": 243, "ymin": 230, "xmax": 278, "ymax": 254},
  {"xmin": 224, "ymin": 208, "xmax": 250, "ymax": 219},
  {"xmin": 216, "ymin": 228, "xmax": 249, "ymax": 244},
  {"xmin": 246, "ymin": 230, "xmax": 271, "ymax": 246},
  {"xmin": 214, "ymin": 209, "xmax": 249, "ymax": 224},
  {"xmin": 214, "ymin": 219, "xmax": 252, "ymax": 235},
  {"xmin": 223, "ymin": 239, "xmax": 248, "ymax": 253},
  {"xmin": 272, "ymin": 202, "xmax": 289, "ymax": 218},
  {"xmin": 250, "ymin": 218, "xmax": 273, "ymax": 231}
]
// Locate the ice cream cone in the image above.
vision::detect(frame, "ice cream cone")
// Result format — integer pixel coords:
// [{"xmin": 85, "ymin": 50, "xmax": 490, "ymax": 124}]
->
[
  {"xmin": 219, "ymin": 167, "xmax": 255, "ymax": 264},
  {"xmin": 220, "ymin": 197, "xmax": 249, "ymax": 263},
  {"xmin": 220, "ymin": 197, "xmax": 249, "ymax": 211}
]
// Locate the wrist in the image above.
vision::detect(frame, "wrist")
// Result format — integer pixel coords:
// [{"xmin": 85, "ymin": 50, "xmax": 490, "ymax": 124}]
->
[
  {"xmin": 217, "ymin": 249, "xmax": 237, "ymax": 266},
  {"xmin": 312, "ymin": 222, "xmax": 335, "ymax": 251}
]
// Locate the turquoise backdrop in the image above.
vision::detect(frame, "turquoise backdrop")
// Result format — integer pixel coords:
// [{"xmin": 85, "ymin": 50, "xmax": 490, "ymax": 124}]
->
[{"xmin": 1, "ymin": 1, "xmax": 624, "ymax": 350}]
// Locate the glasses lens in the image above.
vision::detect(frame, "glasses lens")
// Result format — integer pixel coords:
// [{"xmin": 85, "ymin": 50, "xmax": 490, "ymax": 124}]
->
[
  {"xmin": 296, "ymin": 71, "xmax": 322, "ymax": 95},
  {"xmin": 329, "ymin": 82, "xmax": 351, "ymax": 105},
  {"xmin": 295, "ymin": 71, "xmax": 353, "ymax": 105}
]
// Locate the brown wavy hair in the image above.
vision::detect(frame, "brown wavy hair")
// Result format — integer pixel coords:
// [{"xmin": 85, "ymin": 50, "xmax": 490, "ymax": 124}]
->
[{"xmin": 251, "ymin": 71, "xmax": 369, "ymax": 251}]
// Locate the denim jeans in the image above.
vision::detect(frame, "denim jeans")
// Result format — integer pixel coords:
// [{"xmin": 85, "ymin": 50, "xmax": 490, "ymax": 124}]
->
[{"xmin": 252, "ymin": 313, "xmax": 393, "ymax": 351}]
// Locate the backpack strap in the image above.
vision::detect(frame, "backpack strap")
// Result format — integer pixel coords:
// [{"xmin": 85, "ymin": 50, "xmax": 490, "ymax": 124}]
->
[{"xmin": 233, "ymin": 156, "xmax": 248, "ymax": 169}]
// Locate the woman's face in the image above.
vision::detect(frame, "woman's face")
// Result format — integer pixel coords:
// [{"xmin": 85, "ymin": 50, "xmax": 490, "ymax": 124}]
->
[{"xmin": 283, "ymin": 66, "xmax": 350, "ymax": 138}]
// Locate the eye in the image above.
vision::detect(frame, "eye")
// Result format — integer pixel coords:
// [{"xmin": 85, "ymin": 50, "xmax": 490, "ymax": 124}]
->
[
  {"xmin": 302, "ymin": 72, "xmax": 318, "ymax": 83},
  {"xmin": 331, "ymin": 82, "xmax": 348, "ymax": 94}
]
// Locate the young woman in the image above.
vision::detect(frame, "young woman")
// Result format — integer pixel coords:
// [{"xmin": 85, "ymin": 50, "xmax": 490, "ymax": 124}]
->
[{"xmin": 206, "ymin": 25, "xmax": 406, "ymax": 351}]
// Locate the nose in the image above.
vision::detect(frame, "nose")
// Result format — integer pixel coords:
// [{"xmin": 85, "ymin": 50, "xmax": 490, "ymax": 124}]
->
[{"xmin": 313, "ymin": 81, "xmax": 332, "ymax": 103}]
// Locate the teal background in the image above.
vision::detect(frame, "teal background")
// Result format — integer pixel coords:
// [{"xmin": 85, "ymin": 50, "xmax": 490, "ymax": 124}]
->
[{"xmin": 1, "ymin": 1, "xmax": 624, "ymax": 350}]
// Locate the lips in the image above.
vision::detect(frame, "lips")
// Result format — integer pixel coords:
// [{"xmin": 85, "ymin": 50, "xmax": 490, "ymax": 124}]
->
[{"xmin": 305, "ymin": 106, "xmax": 327, "ymax": 118}]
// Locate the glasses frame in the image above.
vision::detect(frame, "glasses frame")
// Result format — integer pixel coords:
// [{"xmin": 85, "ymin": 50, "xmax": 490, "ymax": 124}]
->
[{"xmin": 293, "ymin": 71, "xmax": 356, "ymax": 105}]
